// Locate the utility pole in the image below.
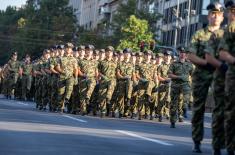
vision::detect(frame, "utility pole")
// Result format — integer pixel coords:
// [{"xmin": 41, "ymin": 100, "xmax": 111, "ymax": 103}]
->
[
  {"xmin": 173, "ymin": 0, "xmax": 180, "ymax": 48},
  {"xmin": 185, "ymin": 0, "xmax": 191, "ymax": 46}
]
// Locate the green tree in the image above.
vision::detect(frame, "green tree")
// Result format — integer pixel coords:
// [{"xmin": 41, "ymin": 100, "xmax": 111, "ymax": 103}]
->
[
  {"xmin": 111, "ymin": 0, "xmax": 162, "ymax": 46},
  {"xmin": 0, "ymin": 6, "xmax": 24, "ymax": 65},
  {"xmin": 117, "ymin": 15, "xmax": 153, "ymax": 51}
]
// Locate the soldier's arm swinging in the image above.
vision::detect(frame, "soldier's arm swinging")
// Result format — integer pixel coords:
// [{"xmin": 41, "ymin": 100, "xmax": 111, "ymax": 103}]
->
[
  {"xmin": 219, "ymin": 50, "xmax": 235, "ymax": 64},
  {"xmin": 188, "ymin": 53, "xmax": 207, "ymax": 66},
  {"xmin": 205, "ymin": 53, "xmax": 222, "ymax": 68},
  {"xmin": 55, "ymin": 65, "xmax": 64, "ymax": 74}
]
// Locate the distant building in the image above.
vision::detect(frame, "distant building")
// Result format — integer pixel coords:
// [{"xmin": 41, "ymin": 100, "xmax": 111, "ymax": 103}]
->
[
  {"xmin": 154, "ymin": 0, "xmax": 224, "ymax": 47},
  {"xmin": 69, "ymin": 0, "xmax": 120, "ymax": 31}
]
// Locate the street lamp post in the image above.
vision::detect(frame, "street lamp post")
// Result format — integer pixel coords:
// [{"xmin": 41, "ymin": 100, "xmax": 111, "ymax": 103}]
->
[
  {"xmin": 173, "ymin": 0, "xmax": 180, "ymax": 48},
  {"xmin": 185, "ymin": 0, "xmax": 191, "ymax": 46},
  {"xmin": 184, "ymin": 0, "xmax": 196, "ymax": 46}
]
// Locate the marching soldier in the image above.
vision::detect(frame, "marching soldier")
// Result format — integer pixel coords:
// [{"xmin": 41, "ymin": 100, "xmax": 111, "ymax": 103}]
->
[
  {"xmin": 77, "ymin": 45, "xmax": 98, "ymax": 115},
  {"xmin": 187, "ymin": 2, "xmax": 224, "ymax": 153},
  {"xmin": 219, "ymin": 1, "xmax": 235, "ymax": 154},
  {"xmin": 168, "ymin": 47, "xmax": 193, "ymax": 128},
  {"xmin": 156, "ymin": 50, "xmax": 172, "ymax": 122},
  {"xmin": 20, "ymin": 55, "xmax": 33, "ymax": 101},
  {"xmin": 55, "ymin": 43, "xmax": 78, "ymax": 113},
  {"xmin": 6, "ymin": 52, "xmax": 21, "ymax": 99},
  {"xmin": 135, "ymin": 50, "xmax": 158, "ymax": 120},
  {"xmin": 115, "ymin": 48, "xmax": 135, "ymax": 118},
  {"xmin": 98, "ymin": 46, "xmax": 117, "ymax": 117}
]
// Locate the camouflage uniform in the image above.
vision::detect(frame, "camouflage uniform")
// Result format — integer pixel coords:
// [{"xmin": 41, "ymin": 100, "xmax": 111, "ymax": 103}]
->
[
  {"xmin": 21, "ymin": 62, "xmax": 33, "ymax": 100},
  {"xmin": 115, "ymin": 60, "xmax": 135, "ymax": 116},
  {"xmin": 40, "ymin": 58, "xmax": 50, "ymax": 109},
  {"xmin": 78, "ymin": 58, "xmax": 98, "ymax": 114},
  {"xmin": 218, "ymin": 22, "xmax": 235, "ymax": 151},
  {"xmin": 98, "ymin": 58, "xmax": 117, "ymax": 116},
  {"xmin": 49, "ymin": 56, "xmax": 59, "ymax": 111},
  {"xmin": 168, "ymin": 60, "xmax": 193, "ymax": 123},
  {"xmin": 188, "ymin": 26, "xmax": 215, "ymax": 144},
  {"xmin": 136, "ymin": 60, "xmax": 157, "ymax": 119},
  {"xmin": 156, "ymin": 62, "xmax": 171, "ymax": 119},
  {"xmin": 56, "ymin": 55, "xmax": 77, "ymax": 111},
  {"xmin": 33, "ymin": 60, "xmax": 43, "ymax": 108},
  {"xmin": 6, "ymin": 59, "xmax": 20, "ymax": 97},
  {"xmin": 204, "ymin": 28, "xmax": 226, "ymax": 150}
]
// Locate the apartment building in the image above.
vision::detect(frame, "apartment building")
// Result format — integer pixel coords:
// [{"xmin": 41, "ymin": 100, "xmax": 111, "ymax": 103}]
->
[{"xmin": 154, "ymin": 0, "xmax": 225, "ymax": 47}]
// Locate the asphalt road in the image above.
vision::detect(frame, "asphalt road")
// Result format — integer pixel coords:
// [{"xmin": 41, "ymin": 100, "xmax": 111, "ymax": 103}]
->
[{"xmin": 0, "ymin": 97, "xmax": 218, "ymax": 155}]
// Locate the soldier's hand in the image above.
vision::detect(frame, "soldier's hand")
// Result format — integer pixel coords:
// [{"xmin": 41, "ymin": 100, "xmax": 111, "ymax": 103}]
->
[
  {"xmin": 164, "ymin": 78, "xmax": 171, "ymax": 83},
  {"xmin": 123, "ymin": 76, "xmax": 131, "ymax": 80},
  {"xmin": 228, "ymin": 21, "xmax": 235, "ymax": 33},
  {"xmin": 83, "ymin": 74, "xmax": 87, "ymax": 80},
  {"xmin": 219, "ymin": 62, "xmax": 228, "ymax": 73},
  {"xmin": 74, "ymin": 77, "xmax": 78, "ymax": 85},
  {"xmin": 178, "ymin": 75, "xmax": 188, "ymax": 82},
  {"xmin": 201, "ymin": 63, "xmax": 215, "ymax": 72},
  {"xmin": 139, "ymin": 78, "xmax": 148, "ymax": 83}
]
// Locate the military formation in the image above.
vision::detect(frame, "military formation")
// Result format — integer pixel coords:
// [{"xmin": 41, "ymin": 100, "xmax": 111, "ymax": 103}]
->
[
  {"xmin": 0, "ymin": 43, "xmax": 193, "ymax": 122},
  {"xmin": 0, "ymin": 1, "xmax": 235, "ymax": 155}
]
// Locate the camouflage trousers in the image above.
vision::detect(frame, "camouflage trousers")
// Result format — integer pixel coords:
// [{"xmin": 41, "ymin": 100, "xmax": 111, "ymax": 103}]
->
[
  {"xmin": 34, "ymin": 77, "xmax": 42, "ymax": 107},
  {"xmin": 191, "ymin": 73, "xmax": 212, "ymax": 143},
  {"xmin": 114, "ymin": 79, "xmax": 133, "ymax": 115},
  {"xmin": 170, "ymin": 83, "xmax": 190, "ymax": 123},
  {"xmin": 21, "ymin": 75, "xmax": 32, "ymax": 99},
  {"xmin": 90, "ymin": 83, "xmax": 100, "ymax": 115},
  {"xmin": 98, "ymin": 79, "xmax": 116, "ymax": 114},
  {"xmin": 224, "ymin": 69, "xmax": 235, "ymax": 151},
  {"xmin": 212, "ymin": 70, "xmax": 226, "ymax": 149},
  {"xmin": 130, "ymin": 82, "xmax": 139, "ymax": 115},
  {"xmin": 7, "ymin": 73, "xmax": 18, "ymax": 96},
  {"xmin": 57, "ymin": 77, "xmax": 74, "ymax": 110},
  {"xmin": 137, "ymin": 80, "xmax": 155, "ymax": 116},
  {"xmin": 156, "ymin": 83, "xmax": 171, "ymax": 117},
  {"xmin": 79, "ymin": 78, "xmax": 96, "ymax": 113},
  {"xmin": 71, "ymin": 82, "xmax": 80, "ymax": 113},
  {"xmin": 41, "ymin": 75, "xmax": 50, "ymax": 108},
  {"xmin": 50, "ymin": 74, "xmax": 59, "ymax": 111}
]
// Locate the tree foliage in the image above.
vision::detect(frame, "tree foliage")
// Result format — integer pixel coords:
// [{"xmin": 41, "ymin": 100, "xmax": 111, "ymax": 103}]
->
[
  {"xmin": 111, "ymin": 0, "xmax": 162, "ymax": 46},
  {"xmin": 0, "ymin": 0, "xmax": 77, "ymax": 64},
  {"xmin": 117, "ymin": 15, "xmax": 153, "ymax": 51}
]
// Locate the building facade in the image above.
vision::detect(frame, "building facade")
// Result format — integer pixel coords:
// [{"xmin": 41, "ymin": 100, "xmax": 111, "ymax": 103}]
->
[
  {"xmin": 154, "ymin": 0, "xmax": 225, "ymax": 47},
  {"xmin": 69, "ymin": 0, "xmax": 121, "ymax": 31}
]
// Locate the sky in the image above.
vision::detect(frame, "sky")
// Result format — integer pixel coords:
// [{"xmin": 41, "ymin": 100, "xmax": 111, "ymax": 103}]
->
[{"xmin": 0, "ymin": 0, "xmax": 27, "ymax": 10}]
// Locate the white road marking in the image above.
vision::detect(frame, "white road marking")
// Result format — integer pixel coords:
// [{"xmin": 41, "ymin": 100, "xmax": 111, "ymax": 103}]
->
[
  {"xmin": 16, "ymin": 101, "xmax": 29, "ymax": 106},
  {"xmin": 63, "ymin": 115, "xmax": 87, "ymax": 123},
  {"xmin": 183, "ymin": 121, "xmax": 211, "ymax": 128},
  {"xmin": 115, "ymin": 130, "xmax": 173, "ymax": 146}
]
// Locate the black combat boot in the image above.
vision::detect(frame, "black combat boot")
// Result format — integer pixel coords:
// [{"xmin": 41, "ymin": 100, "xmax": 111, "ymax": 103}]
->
[
  {"xmin": 213, "ymin": 148, "xmax": 221, "ymax": 155},
  {"xmin": 126, "ymin": 98, "xmax": 131, "ymax": 106},
  {"xmin": 192, "ymin": 141, "xmax": 202, "ymax": 153},
  {"xmin": 227, "ymin": 150, "xmax": 234, "ymax": 155},
  {"xmin": 183, "ymin": 108, "xmax": 187, "ymax": 118},
  {"xmin": 178, "ymin": 117, "xmax": 184, "ymax": 122},
  {"xmin": 170, "ymin": 122, "xmax": 175, "ymax": 128},
  {"xmin": 158, "ymin": 115, "xmax": 163, "ymax": 122}
]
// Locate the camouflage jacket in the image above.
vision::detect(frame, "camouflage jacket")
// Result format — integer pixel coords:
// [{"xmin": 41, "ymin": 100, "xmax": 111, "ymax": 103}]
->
[
  {"xmin": 78, "ymin": 58, "xmax": 98, "ymax": 78},
  {"xmin": 218, "ymin": 22, "xmax": 235, "ymax": 73},
  {"xmin": 117, "ymin": 60, "xmax": 135, "ymax": 79},
  {"xmin": 168, "ymin": 60, "xmax": 193, "ymax": 84},
  {"xmin": 57, "ymin": 55, "xmax": 77, "ymax": 79},
  {"xmin": 136, "ymin": 61, "xmax": 157, "ymax": 81},
  {"xmin": 21, "ymin": 63, "xmax": 33, "ymax": 76},
  {"xmin": 158, "ymin": 63, "xmax": 171, "ymax": 79},
  {"xmin": 188, "ymin": 26, "xmax": 216, "ymax": 79},
  {"xmin": 7, "ymin": 59, "xmax": 21, "ymax": 74},
  {"xmin": 98, "ymin": 59, "xmax": 117, "ymax": 80}
]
